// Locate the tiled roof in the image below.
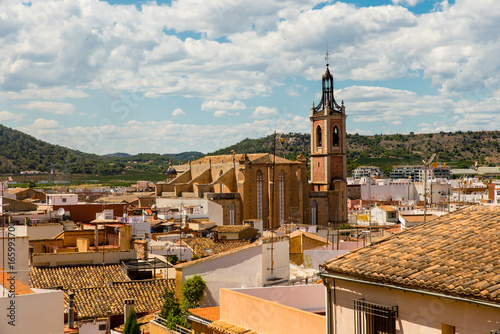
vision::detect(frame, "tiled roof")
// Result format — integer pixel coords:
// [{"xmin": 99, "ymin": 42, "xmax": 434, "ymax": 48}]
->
[
  {"xmin": 66, "ymin": 279, "xmax": 174, "ymax": 320},
  {"xmin": 190, "ymin": 153, "xmax": 295, "ymax": 165},
  {"xmin": 289, "ymin": 230, "xmax": 330, "ymax": 244},
  {"xmin": 377, "ymin": 205, "xmax": 397, "ymax": 212},
  {"xmin": 208, "ymin": 319, "xmax": 258, "ymax": 334},
  {"xmin": 182, "ymin": 238, "xmax": 250, "ymax": 258},
  {"xmin": 189, "ymin": 306, "xmax": 220, "ymax": 322},
  {"xmin": 212, "ymin": 225, "xmax": 251, "ymax": 233},
  {"xmin": 401, "ymin": 214, "xmax": 438, "ymax": 223},
  {"xmin": 30, "ymin": 265, "xmax": 130, "ymax": 289},
  {"xmin": 0, "ymin": 266, "xmax": 33, "ymax": 295},
  {"xmin": 176, "ymin": 242, "xmax": 259, "ymax": 269},
  {"xmin": 321, "ymin": 206, "xmax": 500, "ymax": 304}
]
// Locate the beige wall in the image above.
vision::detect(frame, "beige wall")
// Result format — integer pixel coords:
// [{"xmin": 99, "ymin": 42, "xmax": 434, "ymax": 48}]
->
[
  {"xmin": 219, "ymin": 289, "xmax": 325, "ymax": 334},
  {"xmin": 1, "ymin": 236, "xmax": 29, "ymax": 285},
  {"xmin": 0, "ymin": 289, "xmax": 64, "ymax": 334},
  {"xmin": 328, "ymin": 279, "xmax": 500, "ymax": 334},
  {"xmin": 31, "ymin": 249, "xmax": 136, "ymax": 267}
]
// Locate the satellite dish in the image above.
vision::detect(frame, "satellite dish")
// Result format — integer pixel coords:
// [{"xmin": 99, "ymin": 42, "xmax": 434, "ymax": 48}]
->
[
  {"xmin": 57, "ymin": 208, "xmax": 65, "ymax": 216},
  {"xmin": 180, "ymin": 222, "xmax": 186, "ymax": 229}
]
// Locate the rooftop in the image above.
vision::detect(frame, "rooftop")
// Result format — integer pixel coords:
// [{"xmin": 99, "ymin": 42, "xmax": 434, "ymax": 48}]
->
[
  {"xmin": 208, "ymin": 319, "xmax": 258, "ymax": 334},
  {"xmin": 321, "ymin": 205, "xmax": 500, "ymax": 304},
  {"xmin": 1, "ymin": 267, "xmax": 33, "ymax": 296},
  {"xmin": 66, "ymin": 279, "xmax": 174, "ymax": 320},
  {"xmin": 30, "ymin": 264, "xmax": 130, "ymax": 290},
  {"xmin": 212, "ymin": 225, "xmax": 252, "ymax": 233},
  {"xmin": 182, "ymin": 237, "xmax": 251, "ymax": 258},
  {"xmin": 189, "ymin": 306, "xmax": 220, "ymax": 323}
]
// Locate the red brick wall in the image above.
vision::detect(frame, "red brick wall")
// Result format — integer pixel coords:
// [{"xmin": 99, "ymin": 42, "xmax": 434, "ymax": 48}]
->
[
  {"xmin": 330, "ymin": 156, "xmax": 344, "ymax": 180},
  {"xmin": 312, "ymin": 156, "xmax": 325, "ymax": 183}
]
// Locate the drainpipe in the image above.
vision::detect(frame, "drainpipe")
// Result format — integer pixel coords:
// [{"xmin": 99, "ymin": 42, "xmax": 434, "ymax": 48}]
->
[
  {"xmin": 322, "ymin": 277, "xmax": 333, "ymax": 334},
  {"xmin": 68, "ymin": 290, "xmax": 75, "ymax": 329}
]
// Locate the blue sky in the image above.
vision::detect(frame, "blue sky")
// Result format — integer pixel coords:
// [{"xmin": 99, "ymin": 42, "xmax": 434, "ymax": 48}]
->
[{"xmin": 0, "ymin": 0, "xmax": 498, "ymax": 155}]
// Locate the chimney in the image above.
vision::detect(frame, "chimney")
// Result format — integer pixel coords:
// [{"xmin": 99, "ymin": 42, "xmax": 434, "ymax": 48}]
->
[
  {"xmin": 68, "ymin": 291, "xmax": 75, "ymax": 328},
  {"xmin": 124, "ymin": 298, "xmax": 135, "ymax": 324}
]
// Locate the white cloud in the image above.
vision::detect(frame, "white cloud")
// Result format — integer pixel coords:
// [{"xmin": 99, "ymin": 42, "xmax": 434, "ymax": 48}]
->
[
  {"xmin": 172, "ymin": 108, "xmax": 186, "ymax": 116},
  {"xmin": 31, "ymin": 118, "xmax": 59, "ymax": 129},
  {"xmin": 252, "ymin": 106, "xmax": 279, "ymax": 118},
  {"xmin": 0, "ymin": 111, "xmax": 24, "ymax": 122},
  {"xmin": 15, "ymin": 101, "xmax": 75, "ymax": 115},
  {"xmin": 201, "ymin": 100, "xmax": 247, "ymax": 111},
  {"xmin": 214, "ymin": 110, "xmax": 228, "ymax": 117}
]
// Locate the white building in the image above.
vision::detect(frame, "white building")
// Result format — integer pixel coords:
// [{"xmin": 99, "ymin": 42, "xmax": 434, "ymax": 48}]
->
[
  {"xmin": 175, "ymin": 236, "xmax": 290, "ymax": 306},
  {"xmin": 46, "ymin": 193, "xmax": 79, "ymax": 206}
]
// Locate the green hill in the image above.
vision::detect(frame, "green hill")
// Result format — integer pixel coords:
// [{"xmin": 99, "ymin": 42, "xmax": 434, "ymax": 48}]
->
[{"xmin": 0, "ymin": 124, "xmax": 202, "ymax": 176}]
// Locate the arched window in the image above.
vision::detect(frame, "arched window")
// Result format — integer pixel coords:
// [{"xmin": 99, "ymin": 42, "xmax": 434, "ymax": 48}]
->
[
  {"xmin": 256, "ymin": 170, "xmax": 263, "ymax": 220},
  {"xmin": 316, "ymin": 125, "xmax": 322, "ymax": 149},
  {"xmin": 229, "ymin": 203, "xmax": 235, "ymax": 225},
  {"xmin": 311, "ymin": 200, "xmax": 318, "ymax": 225},
  {"xmin": 219, "ymin": 170, "xmax": 225, "ymax": 193},
  {"xmin": 278, "ymin": 170, "xmax": 285, "ymax": 225},
  {"xmin": 332, "ymin": 125, "xmax": 339, "ymax": 147}
]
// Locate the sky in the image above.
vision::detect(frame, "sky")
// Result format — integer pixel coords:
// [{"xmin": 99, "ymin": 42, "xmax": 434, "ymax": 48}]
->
[{"xmin": 0, "ymin": 0, "xmax": 499, "ymax": 155}]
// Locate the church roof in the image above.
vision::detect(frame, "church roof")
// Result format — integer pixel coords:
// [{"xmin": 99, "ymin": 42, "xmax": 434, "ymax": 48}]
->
[{"xmin": 190, "ymin": 153, "xmax": 298, "ymax": 165}]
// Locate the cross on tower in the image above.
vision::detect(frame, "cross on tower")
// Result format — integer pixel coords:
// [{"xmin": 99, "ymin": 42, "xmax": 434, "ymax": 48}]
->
[{"xmin": 325, "ymin": 45, "xmax": 330, "ymax": 66}]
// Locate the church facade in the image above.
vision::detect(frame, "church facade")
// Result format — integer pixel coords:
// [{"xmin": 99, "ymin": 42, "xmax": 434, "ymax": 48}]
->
[{"xmin": 155, "ymin": 64, "xmax": 348, "ymax": 227}]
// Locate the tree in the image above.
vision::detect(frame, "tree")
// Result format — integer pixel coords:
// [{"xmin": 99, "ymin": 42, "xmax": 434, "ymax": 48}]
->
[
  {"xmin": 181, "ymin": 275, "xmax": 206, "ymax": 310},
  {"xmin": 160, "ymin": 290, "xmax": 186, "ymax": 329},
  {"xmin": 123, "ymin": 307, "xmax": 140, "ymax": 334}
]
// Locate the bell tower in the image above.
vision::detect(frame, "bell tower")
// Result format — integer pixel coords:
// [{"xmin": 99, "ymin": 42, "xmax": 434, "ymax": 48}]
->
[
  {"xmin": 310, "ymin": 63, "xmax": 347, "ymax": 191},
  {"xmin": 309, "ymin": 61, "xmax": 348, "ymax": 225}
]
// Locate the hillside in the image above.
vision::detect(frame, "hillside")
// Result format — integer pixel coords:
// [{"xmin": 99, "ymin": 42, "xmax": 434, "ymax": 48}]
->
[{"xmin": 0, "ymin": 124, "xmax": 202, "ymax": 175}]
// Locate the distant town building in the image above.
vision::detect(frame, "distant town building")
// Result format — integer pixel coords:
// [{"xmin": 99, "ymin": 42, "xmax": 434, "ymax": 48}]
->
[
  {"xmin": 390, "ymin": 165, "xmax": 425, "ymax": 182},
  {"xmin": 352, "ymin": 166, "xmax": 383, "ymax": 179}
]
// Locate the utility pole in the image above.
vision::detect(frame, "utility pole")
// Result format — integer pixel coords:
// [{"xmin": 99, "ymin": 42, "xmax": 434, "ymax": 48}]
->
[{"xmin": 422, "ymin": 153, "xmax": 436, "ymax": 223}]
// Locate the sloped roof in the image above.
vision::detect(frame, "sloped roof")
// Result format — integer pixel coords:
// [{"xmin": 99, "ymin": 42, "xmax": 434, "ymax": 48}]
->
[
  {"xmin": 30, "ymin": 265, "xmax": 130, "ymax": 290},
  {"xmin": 182, "ymin": 237, "xmax": 250, "ymax": 258},
  {"xmin": 189, "ymin": 306, "xmax": 220, "ymax": 322},
  {"xmin": 289, "ymin": 230, "xmax": 330, "ymax": 244},
  {"xmin": 66, "ymin": 279, "xmax": 174, "ymax": 320},
  {"xmin": 377, "ymin": 205, "xmax": 397, "ymax": 212},
  {"xmin": 176, "ymin": 242, "xmax": 259, "ymax": 269},
  {"xmin": 401, "ymin": 214, "xmax": 438, "ymax": 224},
  {"xmin": 0, "ymin": 266, "xmax": 33, "ymax": 295},
  {"xmin": 212, "ymin": 225, "xmax": 252, "ymax": 233},
  {"xmin": 208, "ymin": 319, "xmax": 258, "ymax": 334},
  {"xmin": 191, "ymin": 153, "xmax": 296, "ymax": 165},
  {"xmin": 321, "ymin": 206, "xmax": 500, "ymax": 304}
]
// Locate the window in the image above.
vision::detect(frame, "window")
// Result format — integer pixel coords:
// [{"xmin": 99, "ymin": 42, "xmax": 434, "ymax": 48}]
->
[
  {"xmin": 98, "ymin": 324, "xmax": 107, "ymax": 331},
  {"xmin": 441, "ymin": 324, "xmax": 455, "ymax": 334},
  {"xmin": 355, "ymin": 299, "xmax": 398, "ymax": 334},
  {"xmin": 278, "ymin": 170, "xmax": 285, "ymax": 225},
  {"xmin": 256, "ymin": 170, "xmax": 263, "ymax": 220},
  {"xmin": 316, "ymin": 125, "xmax": 322, "ymax": 149},
  {"xmin": 229, "ymin": 203, "xmax": 235, "ymax": 225},
  {"xmin": 311, "ymin": 200, "xmax": 317, "ymax": 225},
  {"xmin": 62, "ymin": 198, "xmax": 67, "ymax": 203},
  {"xmin": 332, "ymin": 125, "xmax": 339, "ymax": 146}
]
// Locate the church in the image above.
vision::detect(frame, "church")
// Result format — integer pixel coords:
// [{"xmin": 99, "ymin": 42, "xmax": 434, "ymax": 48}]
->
[{"xmin": 155, "ymin": 64, "xmax": 348, "ymax": 228}]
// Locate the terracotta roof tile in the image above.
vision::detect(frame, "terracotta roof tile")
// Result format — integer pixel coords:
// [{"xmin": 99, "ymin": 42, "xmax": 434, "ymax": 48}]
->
[
  {"xmin": 212, "ymin": 225, "xmax": 252, "ymax": 233},
  {"xmin": 182, "ymin": 238, "xmax": 250, "ymax": 258},
  {"xmin": 66, "ymin": 279, "xmax": 174, "ymax": 320},
  {"xmin": 189, "ymin": 306, "xmax": 220, "ymax": 322},
  {"xmin": 321, "ymin": 206, "xmax": 500, "ymax": 304},
  {"xmin": 30, "ymin": 265, "xmax": 130, "ymax": 290},
  {"xmin": 208, "ymin": 319, "xmax": 258, "ymax": 334}
]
